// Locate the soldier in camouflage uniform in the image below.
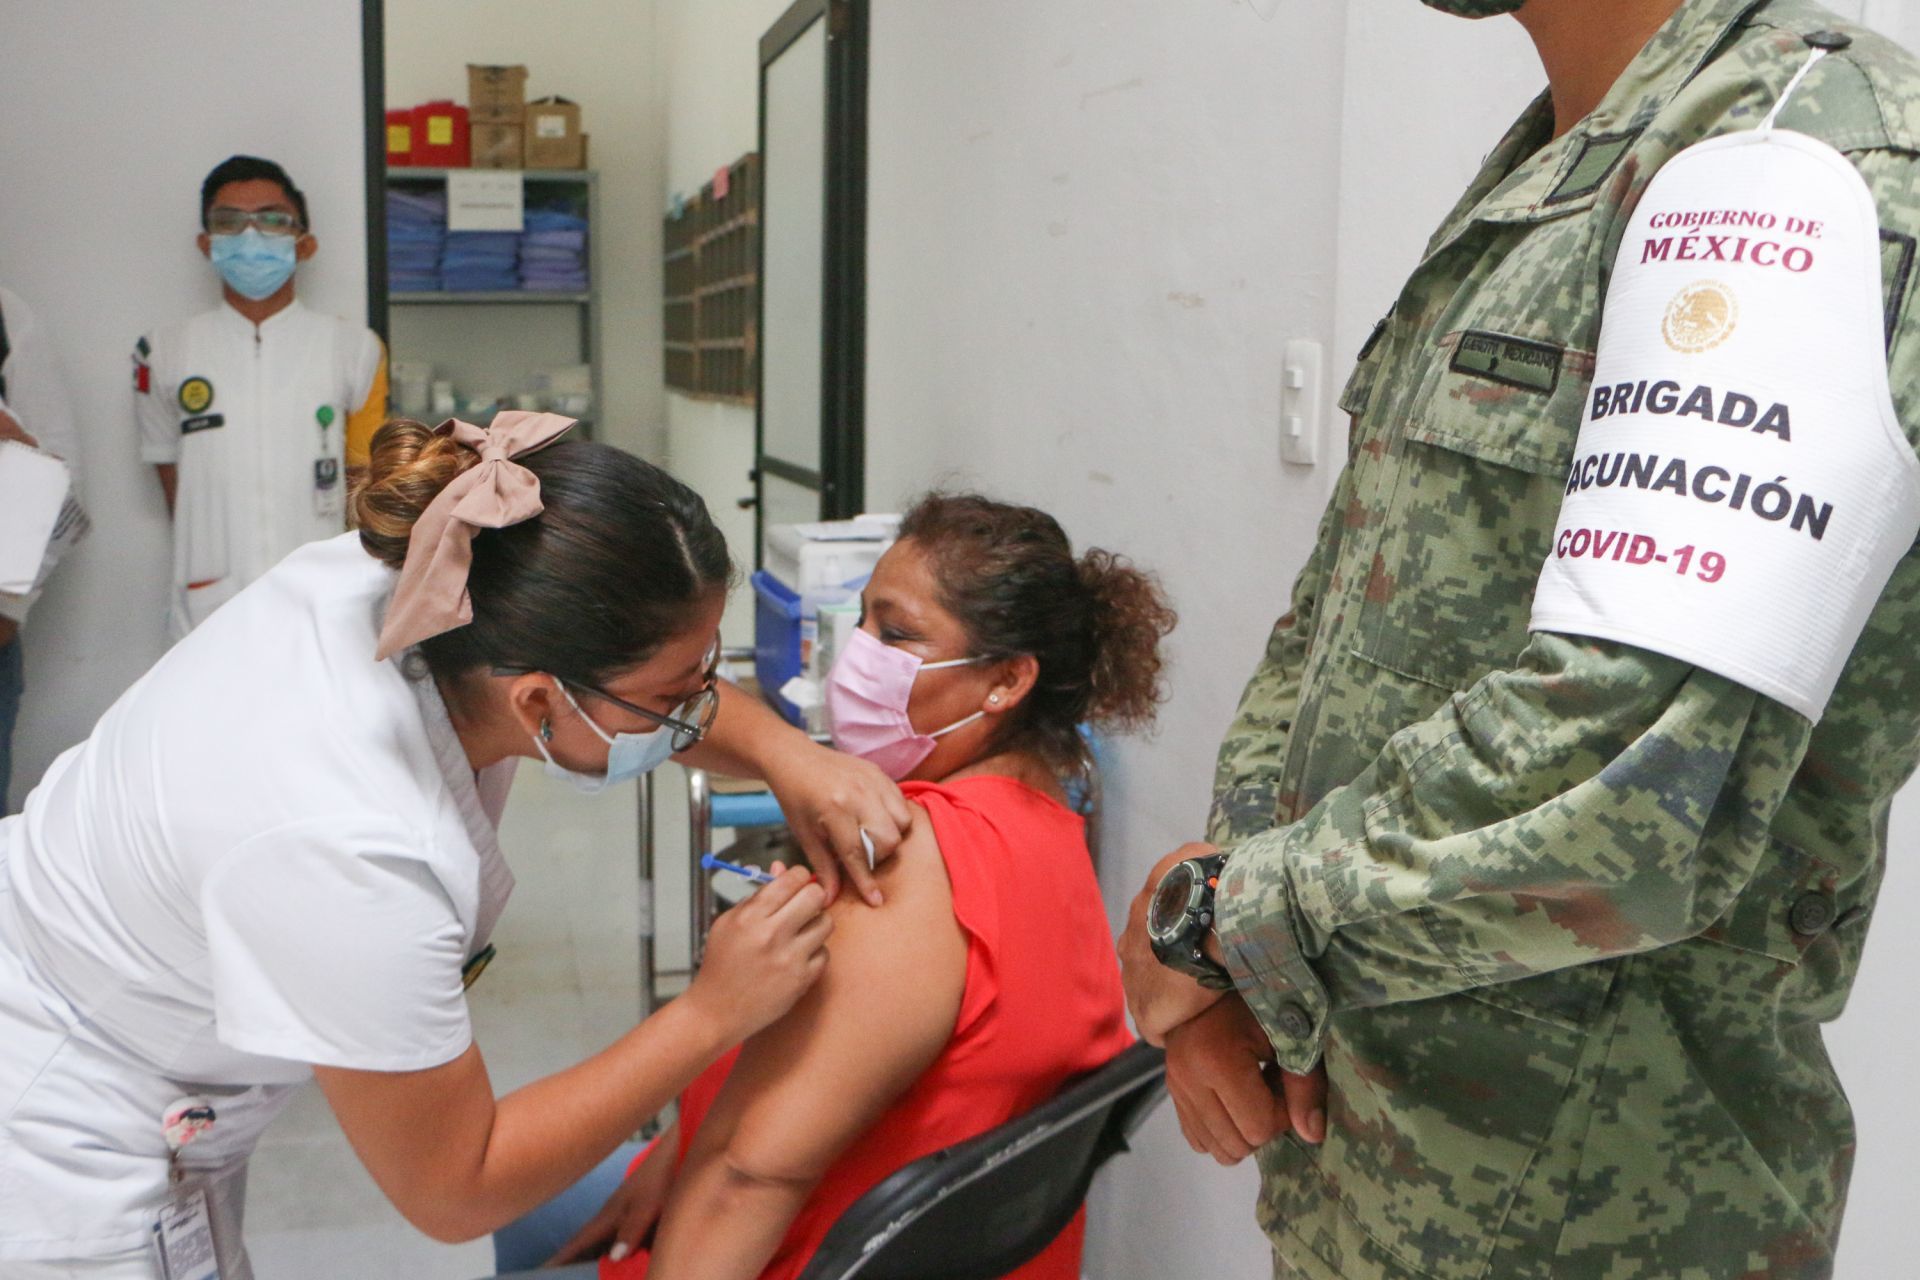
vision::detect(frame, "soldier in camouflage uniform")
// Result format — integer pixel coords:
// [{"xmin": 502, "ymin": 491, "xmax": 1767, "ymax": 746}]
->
[{"xmin": 1118, "ymin": 1, "xmax": 1920, "ymax": 1276}]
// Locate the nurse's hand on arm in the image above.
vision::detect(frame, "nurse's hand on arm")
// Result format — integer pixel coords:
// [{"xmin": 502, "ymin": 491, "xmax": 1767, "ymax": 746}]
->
[
  {"xmin": 679, "ymin": 680, "xmax": 913, "ymax": 907},
  {"xmin": 312, "ymin": 865, "xmax": 831, "ymax": 1245}
]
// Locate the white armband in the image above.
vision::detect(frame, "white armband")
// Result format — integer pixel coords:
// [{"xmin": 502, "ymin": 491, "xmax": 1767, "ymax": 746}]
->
[{"xmin": 1531, "ymin": 119, "xmax": 1920, "ymax": 722}]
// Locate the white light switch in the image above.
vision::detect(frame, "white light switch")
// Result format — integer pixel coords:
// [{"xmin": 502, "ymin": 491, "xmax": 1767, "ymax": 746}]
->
[{"xmin": 1280, "ymin": 339, "xmax": 1323, "ymax": 466}]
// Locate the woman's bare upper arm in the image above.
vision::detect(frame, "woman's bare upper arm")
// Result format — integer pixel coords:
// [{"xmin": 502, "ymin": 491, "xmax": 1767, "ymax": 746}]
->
[{"xmin": 689, "ymin": 810, "xmax": 968, "ymax": 1186}]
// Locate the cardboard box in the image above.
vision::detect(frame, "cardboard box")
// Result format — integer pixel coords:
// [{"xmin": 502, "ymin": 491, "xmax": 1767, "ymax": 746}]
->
[
  {"xmin": 471, "ymin": 123, "xmax": 523, "ymax": 169},
  {"xmin": 524, "ymin": 97, "xmax": 584, "ymax": 169},
  {"xmin": 467, "ymin": 64, "xmax": 528, "ymax": 123}
]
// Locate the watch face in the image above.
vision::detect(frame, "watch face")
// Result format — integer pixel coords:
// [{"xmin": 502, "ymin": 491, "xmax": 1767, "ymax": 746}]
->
[{"xmin": 1148, "ymin": 863, "xmax": 1196, "ymax": 940}]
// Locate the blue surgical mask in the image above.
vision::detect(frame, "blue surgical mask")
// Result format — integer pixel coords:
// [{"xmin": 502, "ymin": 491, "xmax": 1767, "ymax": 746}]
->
[
  {"xmin": 532, "ymin": 684, "xmax": 677, "ymax": 794},
  {"xmin": 209, "ymin": 228, "xmax": 298, "ymax": 301}
]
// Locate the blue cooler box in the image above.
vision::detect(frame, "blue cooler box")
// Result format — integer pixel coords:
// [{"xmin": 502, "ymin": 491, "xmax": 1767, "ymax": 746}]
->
[{"xmin": 752, "ymin": 570, "xmax": 806, "ymax": 726}]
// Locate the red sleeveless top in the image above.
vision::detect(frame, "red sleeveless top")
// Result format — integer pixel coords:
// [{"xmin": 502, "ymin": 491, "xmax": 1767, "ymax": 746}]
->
[{"xmin": 603, "ymin": 775, "xmax": 1134, "ymax": 1280}]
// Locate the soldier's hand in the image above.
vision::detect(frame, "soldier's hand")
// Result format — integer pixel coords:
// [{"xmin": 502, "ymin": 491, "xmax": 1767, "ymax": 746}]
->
[
  {"xmin": 1119, "ymin": 845, "xmax": 1225, "ymax": 1045},
  {"xmin": 1165, "ymin": 994, "xmax": 1325, "ymax": 1164}
]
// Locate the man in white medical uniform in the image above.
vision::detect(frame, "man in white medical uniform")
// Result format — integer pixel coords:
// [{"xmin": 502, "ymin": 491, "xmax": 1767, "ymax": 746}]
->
[{"xmin": 134, "ymin": 155, "xmax": 389, "ymax": 638}]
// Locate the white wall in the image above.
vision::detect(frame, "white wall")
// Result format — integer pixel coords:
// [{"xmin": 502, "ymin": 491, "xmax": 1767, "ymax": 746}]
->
[
  {"xmin": 0, "ymin": 0, "xmax": 368, "ymax": 805},
  {"xmin": 1329, "ymin": 9, "xmax": 1540, "ymax": 393},
  {"xmin": 383, "ymin": 0, "xmax": 666, "ymax": 461},
  {"xmin": 656, "ymin": 0, "xmax": 794, "ymax": 648}
]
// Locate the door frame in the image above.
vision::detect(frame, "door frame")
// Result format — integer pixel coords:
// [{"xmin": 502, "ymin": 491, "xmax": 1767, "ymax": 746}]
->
[{"xmin": 754, "ymin": 0, "xmax": 870, "ymax": 557}]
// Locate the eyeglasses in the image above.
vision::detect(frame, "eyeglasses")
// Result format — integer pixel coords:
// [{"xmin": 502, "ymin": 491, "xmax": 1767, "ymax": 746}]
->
[
  {"xmin": 497, "ymin": 646, "xmax": 722, "ymax": 752},
  {"xmin": 205, "ymin": 207, "xmax": 303, "ymax": 237},
  {"xmin": 569, "ymin": 671, "xmax": 720, "ymax": 753}
]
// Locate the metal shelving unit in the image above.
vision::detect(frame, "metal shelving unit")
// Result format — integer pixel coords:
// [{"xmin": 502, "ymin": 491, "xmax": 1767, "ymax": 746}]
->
[
  {"xmin": 384, "ymin": 167, "xmax": 603, "ymax": 434},
  {"xmin": 391, "ymin": 291, "xmax": 590, "ymax": 305},
  {"xmin": 663, "ymin": 153, "xmax": 759, "ymax": 404}
]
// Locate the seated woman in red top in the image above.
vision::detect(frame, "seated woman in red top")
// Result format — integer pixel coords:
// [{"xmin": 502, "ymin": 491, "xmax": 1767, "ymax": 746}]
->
[{"xmin": 502, "ymin": 493, "xmax": 1176, "ymax": 1280}]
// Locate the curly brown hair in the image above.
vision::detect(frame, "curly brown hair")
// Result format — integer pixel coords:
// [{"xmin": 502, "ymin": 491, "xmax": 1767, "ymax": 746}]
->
[{"xmin": 898, "ymin": 492, "xmax": 1177, "ymax": 773}]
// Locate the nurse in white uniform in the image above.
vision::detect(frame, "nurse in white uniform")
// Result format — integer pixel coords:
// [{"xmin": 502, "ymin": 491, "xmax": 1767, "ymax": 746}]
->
[{"xmin": 0, "ymin": 411, "xmax": 912, "ymax": 1277}]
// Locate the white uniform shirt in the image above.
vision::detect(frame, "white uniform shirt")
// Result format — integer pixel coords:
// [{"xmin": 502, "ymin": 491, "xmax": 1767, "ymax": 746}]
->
[
  {"xmin": 0, "ymin": 533, "xmax": 514, "ymax": 1262},
  {"xmin": 133, "ymin": 301, "xmax": 386, "ymax": 637},
  {"xmin": 1, "ymin": 286, "xmax": 81, "ymax": 624}
]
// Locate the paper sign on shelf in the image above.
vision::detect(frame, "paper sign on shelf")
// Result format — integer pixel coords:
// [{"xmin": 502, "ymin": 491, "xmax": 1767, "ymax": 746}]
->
[{"xmin": 447, "ymin": 170, "xmax": 525, "ymax": 232}]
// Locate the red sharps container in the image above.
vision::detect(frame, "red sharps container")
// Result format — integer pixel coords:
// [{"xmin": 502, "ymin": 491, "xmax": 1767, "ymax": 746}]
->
[
  {"xmin": 385, "ymin": 108, "xmax": 415, "ymax": 166},
  {"xmin": 411, "ymin": 101, "xmax": 470, "ymax": 168}
]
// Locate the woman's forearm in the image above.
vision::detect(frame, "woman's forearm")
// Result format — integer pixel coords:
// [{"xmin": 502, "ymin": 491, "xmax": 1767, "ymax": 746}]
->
[
  {"xmin": 463, "ymin": 998, "xmax": 733, "ymax": 1237},
  {"xmin": 646, "ymin": 1150, "xmax": 815, "ymax": 1280},
  {"xmin": 320, "ymin": 996, "xmax": 731, "ymax": 1244}
]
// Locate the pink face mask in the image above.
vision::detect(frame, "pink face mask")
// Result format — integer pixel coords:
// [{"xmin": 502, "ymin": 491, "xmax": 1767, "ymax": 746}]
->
[{"xmin": 825, "ymin": 628, "xmax": 984, "ymax": 780}]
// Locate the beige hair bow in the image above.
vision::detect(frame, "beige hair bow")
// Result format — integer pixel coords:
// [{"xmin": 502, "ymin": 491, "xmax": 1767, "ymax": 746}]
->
[{"xmin": 373, "ymin": 411, "xmax": 575, "ymax": 662}]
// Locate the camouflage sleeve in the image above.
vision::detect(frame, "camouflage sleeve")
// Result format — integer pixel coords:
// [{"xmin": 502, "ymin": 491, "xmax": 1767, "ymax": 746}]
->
[
  {"xmin": 1215, "ymin": 121, "xmax": 1920, "ymax": 1078},
  {"xmin": 1205, "ymin": 473, "xmax": 1347, "ymax": 846},
  {"xmin": 1214, "ymin": 636, "xmax": 1812, "ymax": 1073}
]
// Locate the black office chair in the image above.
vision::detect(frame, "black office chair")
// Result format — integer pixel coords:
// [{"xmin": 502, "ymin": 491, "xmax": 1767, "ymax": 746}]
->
[{"xmin": 795, "ymin": 1041, "xmax": 1168, "ymax": 1280}]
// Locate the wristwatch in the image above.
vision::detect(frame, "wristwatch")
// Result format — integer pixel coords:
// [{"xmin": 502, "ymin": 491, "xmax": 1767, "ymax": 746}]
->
[{"xmin": 1147, "ymin": 852, "xmax": 1236, "ymax": 990}]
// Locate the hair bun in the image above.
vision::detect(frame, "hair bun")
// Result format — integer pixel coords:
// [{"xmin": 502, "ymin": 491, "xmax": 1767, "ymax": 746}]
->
[
  {"xmin": 350, "ymin": 419, "xmax": 483, "ymax": 569},
  {"xmin": 1076, "ymin": 547, "xmax": 1177, "ymax": 732}
]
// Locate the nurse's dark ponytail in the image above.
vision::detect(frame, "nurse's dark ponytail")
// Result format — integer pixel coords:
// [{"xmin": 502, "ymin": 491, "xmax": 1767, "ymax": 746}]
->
[
  {"xmin": 351, "ymin": 419, "xmax": 733, "ymax": 685},
  {"xmin": 898, "ymin": 492, "xmax": 1176, "ymax": 774}
]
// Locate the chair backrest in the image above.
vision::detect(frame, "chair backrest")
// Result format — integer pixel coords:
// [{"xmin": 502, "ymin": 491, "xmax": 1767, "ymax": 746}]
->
[{"xmin": 794, "ymin": 1041, "xmax": 1167, "ymax": 1280}]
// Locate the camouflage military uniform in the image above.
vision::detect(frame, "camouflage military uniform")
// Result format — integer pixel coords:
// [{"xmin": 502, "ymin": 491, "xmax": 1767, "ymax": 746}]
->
[{"xmin": 1209, "ymin": 2, "xmax": 1920, "ymax": 1276}]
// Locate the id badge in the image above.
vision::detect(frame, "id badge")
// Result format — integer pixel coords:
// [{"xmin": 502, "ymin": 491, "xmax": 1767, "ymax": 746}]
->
[
  {"xmin": 313, "ymin": 457, "xmax": 344, "ymax": 521},
  {"xmin": 152, "ymin": 1185, "xmax": 222, "ymax": 1280}
]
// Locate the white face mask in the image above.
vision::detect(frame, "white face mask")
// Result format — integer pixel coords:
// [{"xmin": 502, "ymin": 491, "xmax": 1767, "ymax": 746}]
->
[{"xmin": 531, "ymin": 684, "xmax": 677, "ymax": 795}]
